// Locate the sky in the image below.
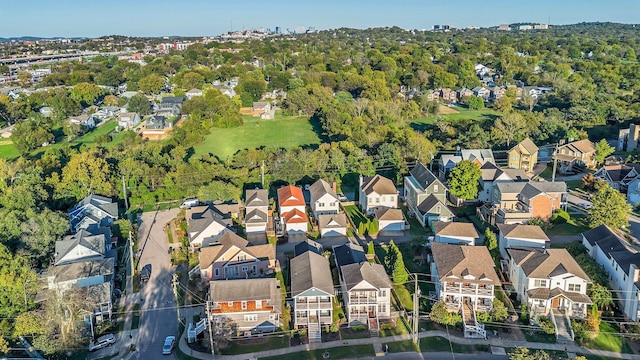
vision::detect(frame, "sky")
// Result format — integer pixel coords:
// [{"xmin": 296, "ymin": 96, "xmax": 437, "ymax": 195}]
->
[{"xmin": 1, "ymin": 0, "xmax": 639, "ymax": 38}]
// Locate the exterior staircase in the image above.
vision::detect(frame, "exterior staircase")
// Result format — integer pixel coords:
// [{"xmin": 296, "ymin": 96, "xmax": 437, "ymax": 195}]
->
[
  {"xmin": 187, "ymin": 318, "xmax": 207, "ymax": 343},
  {"xmin": 462, "ymin": 303, "xmax": 486, "ymax": 339},
  {"xmin": 552, "ymin": 309, "xmax": 574, "ymax": 344},
  {"xmin": 307, "ymin": 322, "xmax": 321, "ymax": 343},
  {"xmin": 368, "ymin": 317, "xmax": 379, "ymax": 337}
]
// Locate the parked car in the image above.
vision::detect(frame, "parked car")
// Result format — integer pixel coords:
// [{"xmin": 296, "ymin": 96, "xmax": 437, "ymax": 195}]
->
[
  {"xmin": 162, "ymin": 336, "xmax": 176, "ymax": 355},
  {"xmin": 337, "ymin": 193, "xmax": 348, "ymax": 202},
  {"xmin": 578, "ymin": 202, "xmax": 593, "ymax": 210},
  {"xmin": 89, "ymin": 334, "xmax": 116, "ymax": 352},
  {"xmin": 179, "ymin": 198, "xmax": 199, "ymax": 209}
]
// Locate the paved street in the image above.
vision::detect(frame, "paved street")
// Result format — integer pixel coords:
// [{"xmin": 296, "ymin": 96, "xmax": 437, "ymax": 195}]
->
[
  {"xmin": 385, "ymin": 352, "xmax": 508, "ymax": 360},
  {"xmin": 135, "ymin": 209, "xmax": 180, "ymax": 360}
]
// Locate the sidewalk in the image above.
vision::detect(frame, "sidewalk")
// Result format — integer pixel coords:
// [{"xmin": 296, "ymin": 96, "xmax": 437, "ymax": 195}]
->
[{"xmin": 177, "ymin": 328, "xmax": 640, "ymax": 360}]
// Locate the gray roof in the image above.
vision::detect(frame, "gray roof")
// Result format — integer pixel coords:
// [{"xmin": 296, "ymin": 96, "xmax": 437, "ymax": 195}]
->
[
  {"xmin": 409, "ymin": 162, "xmax": 442, "ymax": 189},
  {"xmin": 507, "ymin": 247, "xmax": 591, "ymax": 281},
  {"xmin": 497, "ymin": 224, "xmax": 549, "ymax": 241},
  {"xmin": 161, "ymin": 96, "xmax": 184, "ymax": 105},
  {"xmin": 69, "ymin": 194, "xmax": 118, "ymax": 231},
  {"xmin": 431, "ymin": 243, "xmax": 500, "ymax": 284},
  {"xmin": 309, "ymin": 179, "xmax": 338, "ymax": 203},
  {"xmin": 245, "ymin": 189, "xmax": 268, "ymax": 208},
  {"xmin": 244, "ymin": 208, "xmax": 268, "ymax": 224},
  {"xmin": 583, "ymin": 225, "xmax": 640, "ymax": 276},
  {"xmin": 333, "ymin": 242, "xmax": 366, "ymax": 268},
  {"xmin": 291, "ymin": 251, "xmax": 334, "ymax": 297},
  {"xmin": 341, "ymin": 262, "xmax": 391, "ymax": 290},
  {"xmin": 480, "ymin": 162, "xmax": 504, "ymax": 181},
  {"xmin": 416, "ymin": 194, "xmax": 451, "ymax": 217},
  {"xmin": 318, "ymin": 213, "xmax": 348, "ymax": 229},
  {"xmin": 55, "ymin": 229, "xmax": 108, "ymax": 265},
  {"xmin": 47, "ymin": 258, "xmax": 114, "ymax": 283},
  {"xmin": 375, "ymin": 208, "xmax": 404, "ymax": 221},
  {"xmin": 187, "ymin": 205, "xmax": 233, "ymax": 240},
  {"xmin": 496, "ymin": 181, "xmax": 566, "ymax": 197},
  {"xmin": 294, "ymin": 239, "xmax": 323, "ymax": 257},
  {"xmin": 527, "ymin": 287, "xmax": 591, "ymax": 304},
  {"xmin": 361, "ymin": 174, "xmax": 397, "ymax": 196},
  {"xmin": 209, "ymin": 278, "xmax": 281, "ymax": 308},
  {"xmin": 461, "ymin": 149, "xmax": 495, "ymax": 164},
  {"xmin": 502, "ymin": 168, "xmax": 530, "ymax": 181}
]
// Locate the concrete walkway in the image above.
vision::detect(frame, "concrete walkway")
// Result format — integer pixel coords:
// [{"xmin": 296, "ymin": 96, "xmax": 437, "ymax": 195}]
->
[{"xmin": 177, "ymin": 328, "xmax": 640, "ymax": 360}]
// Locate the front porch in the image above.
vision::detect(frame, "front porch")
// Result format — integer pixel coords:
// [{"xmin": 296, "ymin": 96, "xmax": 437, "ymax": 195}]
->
[{"xmin": 527, "ymin": 288, "xmax": 590, "ymax": 319}]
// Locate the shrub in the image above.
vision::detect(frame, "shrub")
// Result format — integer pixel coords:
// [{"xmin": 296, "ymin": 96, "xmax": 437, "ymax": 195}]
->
[
  {"xmin": 572, "ymin": 319, "xmax": 588, "ymax": 341},
  {"xmin": 330, "ymin": 323, "xmax": 339, "ymax": 333},
  {"xmin": 551, "ymin": 209, "xmax": 570, "ymax": 224},
  {"xmin": 367, "ymin": 241, "xmax": 375, "ymax": 255},
  {"xmin": 351, "ymin": 324, "xmax": 367, "ymax": 332},
  {"xmin": 537, "ymin": 316, "xmax": 555, "ymax": 335},
  {"xmin": 476, "ymin": 311, "xmax": 491, "ymax": 323},
  {"xmin": 380, "ymin": 322, "xmax": 394, "ymax": 330}
]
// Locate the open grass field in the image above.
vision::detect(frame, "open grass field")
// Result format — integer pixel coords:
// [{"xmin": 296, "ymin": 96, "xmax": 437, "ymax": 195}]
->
[
  {"xmin": 0, "ymin": 138, "xmax": 20, "ymax": 159},
  {"xmin": 411, "ymin": 106, "xmax": 502, "ymax": 129},
  {"xmin": 193, "ymin": 112, "xmax": 322, "ymax": 160}
]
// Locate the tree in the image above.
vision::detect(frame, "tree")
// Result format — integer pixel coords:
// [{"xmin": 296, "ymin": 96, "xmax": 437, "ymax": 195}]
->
[
  {"xmin": 181, "ymin": 71, "xmax": 205, "ymax": 90},
  {"xmin": 588, "ymin": 184, "xmax": 631, "ymax": 229},
  {"xmin": 485, "ymin": 228, "xmax": 498, "ymax": 251},
  {"xmin": 138, "ymin": 74, "xmax": 165, "ymax": 95},
  {"xmin": 197, "ymin": 181, "xmax": 241, "ymax": 202},
  {"xmin": 13, "ymin": 311, "xmax": 46, "ymax": 336},
  {"xmin": 20, "ymin": 209, "xmax": 69, "ymax": 266},
  {"xmin": 493, "ymin": 112, "xmax": 527, "ymax": 146},
  {"xmin": 127, "ymin": 94, "xmax": 152, "ymax": 115},
  {"xmin": 11, "ymin": 114, "xmax": 54, "ymax": 154},
  {"xmin": 468, "ymin": 96, "xmax": 485, "ymax": 110},
  {"xmin": 594, "ymin": 139, "xmax": 614, "ymax": 165},
  {"xmin": 103, "ymin": 94, "xmax": 119, "ymax": 106},
  {"xmin": 0, "ymin": 243, "xmax": 38, "ymax": 317},
  {"xmin": 448, "ymin": 160, "xmax": 481, "ymax": 200},
  {"xmin": 51, "ymin": 151, "xmax": 115, "ymax": 202},
  {"xmin": 69, "ymin": 82, "xmax": 105, "ymax": 106},
  {"xmin": 509, "ymin": 347, "xmax": 552, "ymax": 360},
  {"xmin": 384, "ymin": 241, "xmax": 409, "ymax": 284},
  {"xmin": 590, "ymin": 283, "xmax": 613, "ymax": 310},
  {"xmin": 0, "ymin": 337, "xmax": 8, "ymax": 354},
  {"xmin": 491, "ymin": 299, "xmax": 508, "ymax": 322},
  {"xmin": 430, "ymin": 301, "xmax": 462, "ymax": 326}
]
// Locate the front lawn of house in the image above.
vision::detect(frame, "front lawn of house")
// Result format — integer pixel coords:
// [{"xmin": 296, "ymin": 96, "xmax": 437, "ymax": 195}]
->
[{"xmin": 260, "ymin": 344, "xmax": 375, "ymax": 360}]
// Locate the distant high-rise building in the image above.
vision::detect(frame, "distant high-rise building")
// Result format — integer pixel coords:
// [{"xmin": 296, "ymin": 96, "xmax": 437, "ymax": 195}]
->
[
  {"xmin": 498, "ymin": 24, "xmax": 511, "ymax": 31},
  {"xmin": 275, "ymin": 26, "xmax": 280, "ymax": 34}
]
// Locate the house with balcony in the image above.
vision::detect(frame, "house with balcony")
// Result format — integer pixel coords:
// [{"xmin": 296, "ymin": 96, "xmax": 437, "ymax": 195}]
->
[
  {"xmin": 278, "ymin": 185, "xmax": 308, "ymax": 236},
  {"xmin": 479, "ymin": 181, "xmax": 567, "ymax": 225},
  {"xmin": 156, "ymin": 96, "xmax": 184, "ymax": 117},
  {"xmin": 508, "ymin": 138, "xmax": 539, "ymax": 174},
  {"xmin": 582, "ymin": 225, "xmax": 640, "ymax": 321},
  {"xmin": 433, "ymin": 221, "xmax": 479, "ymax": 246},
  {"xmin": 358, "ymin": 174, "xmax": 398, "ymax": 216},
  {"xmin": 68, "ymin": 194, "xmax": 118, "ymax": 233},
  {"xmin": 478, "ymin": 162, "xmax": 529, "ymax": 203},
  {"xmin": 430, "ymin": 243, "xmax": 500, "ymax": 338},
  {"xmin": 554, "ymin": 139, "xmax": 596, "ymax": 174},
  {"xmin": 187, "ymin": 205, "xmax": 234, "ymax": 248},
  {"xmin": 593, "ymin": 164, "xmax": 640, "ymax": 191},
  {"xmin": 291, "ymin": 251, "xmax": 334, "ymax": 342},
  {"xmin": 497, "ymin": 224, "xmax": 549, "ymax": 260},
  {"xmin": 404, "ymin": 162, "xmax": 451, "ymax": 227},
  {"xmin": 438, "ymin": 149, "xmax": 495, "ymax": 180},
  {"xmin": 244, "ymin": 189, "xmax": 269, "ymax": 234},
  {"xmin": 198, "ymin": 232, "xmax": 275, "ymax": 281},
  {"xmin": 309, "ymin": 179, "xmax": 340, "ymax": 219},
  {"xmin": 208, "ymin": 278, "xmax": 282, "ymax": 333}
]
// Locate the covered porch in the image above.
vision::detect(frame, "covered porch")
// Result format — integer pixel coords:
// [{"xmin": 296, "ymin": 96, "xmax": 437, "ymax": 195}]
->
[{"xmin": 527, "ymin": 288, "xmax": 591, "ymax": 319}]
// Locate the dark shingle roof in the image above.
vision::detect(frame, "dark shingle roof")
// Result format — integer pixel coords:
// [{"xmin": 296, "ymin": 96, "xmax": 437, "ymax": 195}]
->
[
  {"xmin": 291, "ymin": 252, "xmax": 334, "ymax": 297},
  {"xmin": 209, "ymin": 278, "xmax": 281, "ymax": 311},
  {"xmin": 309, "ymin": 179, "xmax": 338, "ymax": 203},
  {"xmin": 245, "ymin": 189, "xmax": 268, "ymax": 208},
  {"xmin": 341, "ymin": 262, "xmax": 391, "ymax": 290},
  {"xmin": 55, "ymin": 229, "xmax": 107, "ymax": 265},
  {"xmin": 409, "ymin": 162, "xmax": 440, "ymax": 188},
  {"xmin": 416, "ymin": 194, "xmax": 447, "ymax": 216},
  {"xmin": 333, "ymin": 242, "xmax": 366, "ymax": 268},
  {"xmin": 294, "ymin": 239, "xmax": 323, "ymax": 257}
]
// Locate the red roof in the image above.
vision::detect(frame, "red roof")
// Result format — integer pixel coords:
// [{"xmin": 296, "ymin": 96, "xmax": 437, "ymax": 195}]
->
[
  {"xmin": 277, "ymin": 185, "xmax": 305, "ymax": 207},
  {"xmin": 282, "ymin": 208, "xmax": 308, "ymax": 224}
]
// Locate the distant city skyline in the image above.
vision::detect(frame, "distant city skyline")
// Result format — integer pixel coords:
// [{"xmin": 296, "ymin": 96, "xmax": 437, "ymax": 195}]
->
[{"xmin": 1, "ymin": 0, "xmax": 639, "ymax": 38}]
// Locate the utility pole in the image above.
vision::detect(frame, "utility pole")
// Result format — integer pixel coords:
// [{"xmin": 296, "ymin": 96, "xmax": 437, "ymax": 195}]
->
[
  {"xmin": 172, "ymin": 273, "xmax": 181, "ymax": 325},
  {"xmin": 261, "ymin": 160, "xmax": 265, "ymax": 187},
  {"xmin": 206, "ymin": 300, "xmax": 215, "ymax": 358},
  {"xmin": 121, "ymin": 175, "xmax": 129, "ymax": 210},
  {"xmin": 412, "ymin": 274, "xmax": 419, "ymax": 345},
  {"xmin": 128, "ymin": 232, "xmax": 135, "ymax": 279},
  {"xmin": 551, "ymin": 145, "xmax": 558, "ymax": 182}
]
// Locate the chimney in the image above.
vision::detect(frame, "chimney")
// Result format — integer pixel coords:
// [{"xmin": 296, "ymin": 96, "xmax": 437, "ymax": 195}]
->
[{"xmin": 332, "ymin": 181, "xmax": 337, "ymax": 192}]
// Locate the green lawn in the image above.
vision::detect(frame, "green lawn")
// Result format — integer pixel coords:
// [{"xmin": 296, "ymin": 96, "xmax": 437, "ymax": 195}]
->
[
  {"xmin": 565, "ymin": 179, "xmax": 584, "ymax": 190},
  {"xmin": 193, "ymin": 113, "xmax": 322, "ymax": 160},
  {"xmin": 343, "ymin": 205, "xmax": 369, "ymax": 227},
  {"xmin": 221, "ymin": 335, "xmax": 290, "ymax": 355},
  {"xmin": 339, "ymin": 327, "xmax": 371, "ymax": 339},
  {"xmin": 420, "ymin": 336, "xmax": 474, "ymax": 353},
  {"xmin": 380, "ymin": 317, "xmax": 411, "ymax": 337},
  {"xmin": 0, "ymin": 139, "xmax": 19, "ymax": 159},
  {"xmin": 385, "ymin": 340, "xmax": 419, "ymax": 353},
  {"xmin": 545, "ymin": 214, "xmax": 590, "ymax": 236},
  {"xmin": 260, "ymin": 344, "xmax": 375, "ymax": 360},
  {"xmin": 581, "ymin": 321, "xmax": 633, "ymax": 353},
  {"xmin": 411, "ymin": 106, "xmax": 502, "ymax": 129}
]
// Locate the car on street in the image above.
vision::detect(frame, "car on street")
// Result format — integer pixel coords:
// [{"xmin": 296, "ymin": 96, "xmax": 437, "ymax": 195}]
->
[
  {"xmin": 179, "ymin": 198, "xmax": 199, "ymax": 209},
  {"xmin": 578, "ymin": 202, "xmax": 593, "ymax": 210},
  {"xmin": 162, "ymin": 335, "xmax": 176, "ymax": 355},
  {"xmin": 89, "ymin": 334, "xmax": 116, "ymax": 352}
]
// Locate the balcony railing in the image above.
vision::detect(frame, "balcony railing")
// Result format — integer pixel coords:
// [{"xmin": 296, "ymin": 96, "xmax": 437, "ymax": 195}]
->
[
  {"xmin": 349, "ymin": 296, "xmax": 378, "ymax": 304},
  {"xmin": 295, "ymin": 299, "xmax": 332, "ymax": 310}
]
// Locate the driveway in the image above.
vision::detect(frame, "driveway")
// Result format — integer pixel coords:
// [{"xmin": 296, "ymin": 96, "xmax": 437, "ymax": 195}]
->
[{"xmin": 136, "ymin": 208, "xmax": 180, "ymax": 360}]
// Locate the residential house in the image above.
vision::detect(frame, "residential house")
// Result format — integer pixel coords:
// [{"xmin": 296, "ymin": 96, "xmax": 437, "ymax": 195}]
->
[
  {"xmin": 472, "ymin": 86, "xmax": 490, "ymax": 100},
  {"xmin": 309, "ymin": 179, "xmax": 339, "ymax": 219},
  {"xmin": 69, "ymin": 114, "xmax": 96, "ymax": 129},
  {"xmin": 358, "ymin": 174, "xmax": 398, "ymax": 215},
  {"xmin": 480, "ymin": 181, "xmax": 567, "ymax": 225},
  {"xmin": 187, "ymin": 205, "xmax": 234, "ymax": 248},
  {"xmin": 593, "ymin": 164, "xmax": 640, "ymax": 191},
  {"xmin": 439, "ymin": 149, "xmax": 495, "ymax": 179},
  {"xmin": 617, "ymin": 124, "xmax": 640, "ymax": 152},
  {"xmin": 208, "ymin": 278, "xmax": 282, "ymax": 333},
  {"xmin": 291, "ymin": 251, "xmax": 334, "ymax": 341},
  {"xmin": 628, "ymin": 177, "xmax": 640, "ymax": 205},
  {"xmin": 497, "ymin": 224, "xmax": 549, "ymax": 260},
  {"xmin": 54, "ymin": 228, "xmax": 114, "ymax": 266},
  {"xmin": 582, "ymin": 225, "xmax": 640, "ymax": 321},
  {"xmin": 145, "ymin": 115, "xmax": 175, "ymax": 130},
  {"xmin": 117, "ymin": 112, "xmax": 141, "ymax": 129},
  {"xmin": 457, "ymin": 88, "xmax": 474, "ymax": 100},
  {"xmin": 508, "ymin": 138, "xmax": 539, "ymax": 173},
  {"xmin": 213, "ymin": 85, "xmax": 236, "ymax": 98},
  {"xmin": 333, "ymin": 242, "xmax": 392, "ymax": 333},
  {"xmin": 430, "ymin": 243, "xmax": 500, "ymax": 338},
  {"xmin": 252, "ymin": 102, "xmax": 274, "ymax": 119},
  {"xmin": 318, "ymin": 214, "xmax": 348, "ymax": 237},
  {"xmin": 440, "ymin": 88, "xmax": 456, "ymax": 102},
  {"xmin": 39, "ymin": 106, "xmax": 53, "ymax": 117},
  {"xmin": 507, "ymin": 247, "xmax": 591, "ymax": 340},
  {"xmin": 68, "ymin": 194, "xmax": 118, "ymax": 233},
  {"xmin": 404, "ymin": 162, "xmax": 448, "ymax": 227},
  {"xmin": 294, "ymin": 239, "xmax": 323, "ymax": 257},
  {"xmin": 554, "ymin": 139, "xmax": 596, "ymax": 174},
  {"xmin": 210, "ymin": 201, "xmax": 240, "ymax": 220},
  {"xmin": 45, "ymin": 258, "xmax": 114, "ymax": 292},
  {"xmin": 433, "ymin": 221, "xmax": 480, "ymax": 246},
  {"xmin": 156, "ymin": 96, "xmax": 184, "ymax": 117},
  {"xmin": 425, "ymin": 90, "xmax": 439, "ymax": 101},
  {"xmin": 478, "ymin": 162, "xmax": 529, "ymax": 203},
  {"xmin": 278, "ymin": 185, "xmax": 308, "ymax": 236},
  {"xmin": 375, "ymin": 208, "xmax": 407, "ymax": 233},
  {"xmin": 244, "ymin": 189, "xmax": 269, "ymax": 234},
  {"xmin": 491, "ymin": 86, "xmax": 507, "ymax": 100},
  {"xmin": 198, "ymin": 231, "xmax": 275, "ymax": 281},
  {"xmin": 185, "ymin": 88, "xmax": 203, "ymax": 99}
]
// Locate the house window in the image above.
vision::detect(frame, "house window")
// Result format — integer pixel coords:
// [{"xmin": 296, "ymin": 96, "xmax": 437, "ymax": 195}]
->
[
  {"xmin": 380, "ymin": 289, "xmax": 387, "ymax": 297},
  {"xmin": 380, "ymin": 303, "xmax": 386, "ymax": 313},
  {"xmin": 319, "ymin": 203, "xmax": 325, "ymax": 207},
  {"xmin": 244, "ymin": 314, "xmax": 257, "ymax": 322},
  {"xmin": 434, "ymin": 185, "xmax": 439, "ymax": 193},
  {"xmin": 256, "ymin": 300, "xmax": 262, "ymax": 309},
  {"xmin": 227, "ymin": 301, "xmax": 234, "ymax": 307},
  {"xmin": 381, "ymin": 196, "xmax": 386, "ymax": 202},
  {"xmin": 533, "ymin": 280, "xmax": 547, "ymax": 288},
  {"xmin": 436, "ymin": 206, "xmax": 441, "ymax": 213},
  {"xmin": 252, "ymin": 265, "xmax": 257, "ymax": 274},
  {"xmin": 375, "ymin": 197, "xmax": 380, "ymax": 204},
  {"xmin": 214, "ymin": 268, "xmax": 220, "ymax": 277},
  {"xmin": 568, "ymin": 284, "xmax": 581, "ymax": 292},
  {"xmin": 238, "ymin": 255, "xmax": 246, "ymax": 261},
  {"xmin": 242, "ymin": 301, "xmax": 247, "ymax": 310},
  {"xmin": 242, "ymin": 266, "xmax": 248, "ymax": 272}
]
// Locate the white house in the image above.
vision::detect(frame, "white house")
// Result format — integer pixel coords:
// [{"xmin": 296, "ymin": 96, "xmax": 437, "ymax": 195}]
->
[
  {"xmin": 55, "ymin": 229, "xmax": 111, "ymax": 266},
  {"xmin": 582, "ymin": 225, "xmax": 640, "ymax": 321},
  {"xmin": 68, "ymin": 194, "xmax": 118, "ymax": 233},
  {"xmin": 309, "ymin": 179, "xmax": 339, "ymax": 219},
  {"xmin": 374, "ymin": 208, "xmax": 407, "ymax": 232},
  {"xmin": 627, "ymin": 178, "xmax": 640, "ymax": 206},
  {"xmin": 318, "ymin": 213, "xmax": 348, "ymax": 237},
  {"xmin": 433, "ymin": 222, "xmax": 479, "ymax": 246},
  {"xmin": 339, "ymin": 262, "xmax": 392, "ymax": 332},
  {"xmin": 185, "ymin": 88, "xmax": 203, "ymax": 99},
  {"xmin": 244, "ymin": 189, "xmax": 269, "ymax": 234},
  {"xmin": 497, "ymin": 224, "xmax": 549, "ymax": 260},
  {"xmin": 358, "ymin": 174, "xmax": 398, "ymax": 215},
  {"xmin": 187, "ymin": 205, "xmax": 233, "ymax": 248},
  {"xmin": 117, "ymin": 112, "xmax": 141, "ymax": 129}
]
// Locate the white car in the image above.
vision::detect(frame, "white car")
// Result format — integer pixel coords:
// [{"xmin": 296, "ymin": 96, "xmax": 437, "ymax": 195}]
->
[
  {"xmin": 578, "ymin": 203, "xmax": 593, "ymax": 210},
  {"xmin": 162, "ymin": 335, "xmax": 176, "ymax": 355},
  {"xmin": 89, "ymin": 334, "xmax": 116, "ymax": 352}
]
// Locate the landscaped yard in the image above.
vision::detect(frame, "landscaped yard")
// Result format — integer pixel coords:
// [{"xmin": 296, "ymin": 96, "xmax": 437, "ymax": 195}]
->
[
  {"xmin": 420, "ymin": 336, "xmax": 474, "ymax": 353},
  {"xmin": 385, "ymin": 339, "xmax": 419, "ymax": 353},
  {"xmin": 545, "ymin": 214, "xmax": 590, "ymax": 236},
  {"xmin": 260, "ymin": 344, "xmax": 375, "ymax": 360},
  {"xmin": 220, "ymin": 334, "xmax": 290, "ymax": 355},
  {"xmin": 193, "ymin": 112, "xmax": 322, "ymax": 160},
  {"xmin": 580, "ymin": 321, "xmax": 633, "ymax": 353},
  {"xmin": 373, "ymin": 244, "xmax": 414, "ymax": 310}
]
